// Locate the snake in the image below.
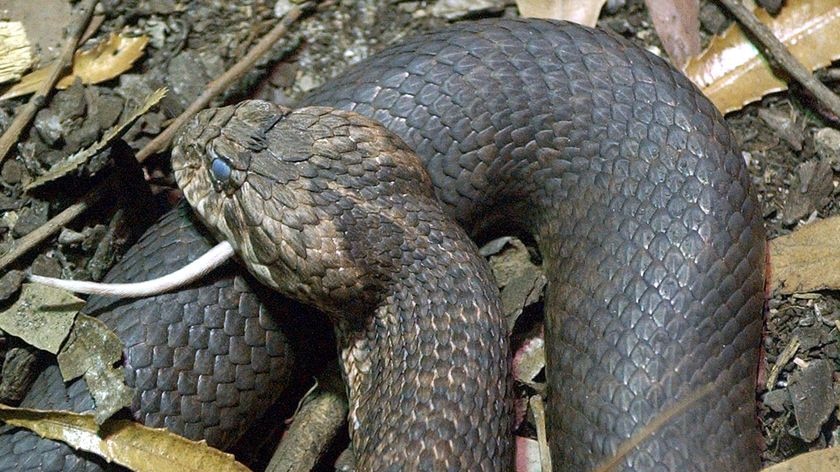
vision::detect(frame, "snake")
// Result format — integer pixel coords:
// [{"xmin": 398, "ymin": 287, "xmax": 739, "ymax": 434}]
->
[{"xmin": 0, "ymin": 18, "xmax": 765, "ymax": 471}]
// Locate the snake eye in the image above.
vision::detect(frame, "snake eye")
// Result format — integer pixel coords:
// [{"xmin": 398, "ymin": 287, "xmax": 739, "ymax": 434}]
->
[{"xmin": 210, "ymin": 157, "xmax": 232, "ymax": 183}]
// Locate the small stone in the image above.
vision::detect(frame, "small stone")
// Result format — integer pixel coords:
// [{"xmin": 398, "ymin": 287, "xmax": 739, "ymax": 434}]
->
[
  {"xmin": 814, "ymin": 127, "xmax": 840, "ymax": 166},
  {"xmin": 274, "ymin": 0, "xmax": 293, "ymax": 17},
  {"xmin": 757, "ymin": 0, "xmax": 784, "ymax": 14},
  {"xmin": 30, "ymin": 254, "xmax": 62, "ymax": 278},
  {"xmin": 88, "ymin": 93, "xmax": 125, "ymax": 131},
  {"xmin": 794, "ymin": 326, "xmax": 828, "ymax": 351},
  {"xmin": 0, "ymin": 194, "xmax": 18, "ymax": 211},
  {"xmin": 1, "ymin": 159, "xmax": 25, "ymax": 184},
  {"xmin": 58, "ymin": 228, "xmax": 87, "ymax": 246},
  {"xmin": 33, "ymin": 108, "xmax": 63, "ymax": 146},
  {"xmin": 0, "ymin": 270, "xmax": 25, "ymax": 301},
  {"xmin": 604, "ymin": 0, "xmax": 626, "ymax": 14},
  {"xmin": 699, "ymin": 2, "xmax": 731, "ymax": 34},
  {"xmin": 789, "ymin": 359, "xmax": 835, "ymax": 442},
  {"xmin": 12, "ymin": 201, "xmax": 48, "ymax": 238},
  {"xmin": 782, "ymin": 159, "xmax": 834, "ymax": 225},
  {"xmin": 762, "ymin": 388, "xmax": 790, "ymax": 413}
]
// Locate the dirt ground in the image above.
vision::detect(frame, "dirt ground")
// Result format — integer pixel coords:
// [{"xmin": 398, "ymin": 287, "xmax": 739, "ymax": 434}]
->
[{"xmin": 1, "ymin": 0, "xmax": 838, "ymax": 469}]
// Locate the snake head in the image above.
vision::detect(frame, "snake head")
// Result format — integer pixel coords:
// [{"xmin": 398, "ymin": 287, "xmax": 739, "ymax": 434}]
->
[{"xmin": 172, "ymin": 100, "xmax": 434, "ymax": 315}]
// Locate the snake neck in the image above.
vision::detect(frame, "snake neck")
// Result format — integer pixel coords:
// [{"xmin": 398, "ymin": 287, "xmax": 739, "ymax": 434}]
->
[{"xmin": 333, "ymin": 217, "xmax": 512, "ymax": 471}]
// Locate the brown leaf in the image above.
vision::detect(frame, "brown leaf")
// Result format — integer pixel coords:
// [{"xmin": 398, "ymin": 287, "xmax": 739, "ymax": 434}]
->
[
  {"xmin": 516, "ymin": 0, "xmax": 607, "ymax": 27},
  {"xmin": 0, "ymin": 405, "xmax": 251, "ymax": 472},
  {"xmin": 1, "ymin": 32, "xmax": 148, "ymax": 100},
  {"xmin": 761, "ymin": 446, "xmax": 840, "ymax": 471},
  {"xmin": 644, "ymin": 0, "xmax": 700, "ymax": 67},
  {"xmin": 683, "ymin": 0, "xmax": 840, "ymax": 114},
  {"xmin": 769, "ymin": 216, "xmax": 840, "ymax": 294}
]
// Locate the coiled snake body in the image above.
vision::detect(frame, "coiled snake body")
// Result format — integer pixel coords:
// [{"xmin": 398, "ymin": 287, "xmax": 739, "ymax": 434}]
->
[{"xmin": 1, "ymin": 18, "xmax": 765, "ymax": 471}]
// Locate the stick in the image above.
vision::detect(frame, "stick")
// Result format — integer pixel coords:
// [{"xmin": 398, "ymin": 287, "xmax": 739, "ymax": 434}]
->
[
  {"xmin": 716, "ymin": 0, "xmax": 840, "ymax": 118},
  {"xmin": 0, "ymin": 0, "xmax": 98, "ymax": 163},
  {"xmin": 0, "ymin": 3, "xmax": 311, "ymax": 271},
  {"xmin": 136, "ymin": 2, "xmax": 311, "ymax": 162},
  {"xmin": 0, "ymin": 178, "xmax": 111, "ymax": 272}
]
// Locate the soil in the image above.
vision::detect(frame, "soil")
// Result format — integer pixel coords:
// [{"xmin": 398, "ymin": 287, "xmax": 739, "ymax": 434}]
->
[{"xmin": 1, "ymin": 0, "xmax": 839, "ymax": 469}]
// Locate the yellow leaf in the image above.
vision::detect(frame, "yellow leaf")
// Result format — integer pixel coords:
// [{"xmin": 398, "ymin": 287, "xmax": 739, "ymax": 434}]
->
[
  {"xmin": 769, "ymin": 216, "xmax": 840, "ymax": 294},
  {"xmin": 0, "ymin": 405, "xmax": 251, "ymax": 472},
  {"xmin": 762, "ymin": 446, "xmax": 840, "ymax": 471},
  {"xmin": 1, "ymin": 33, "xmax": 148, "ymax": 100},
  {"xmin": 683, "ymin": 0, "xmax": 840, "ymax": 114}
]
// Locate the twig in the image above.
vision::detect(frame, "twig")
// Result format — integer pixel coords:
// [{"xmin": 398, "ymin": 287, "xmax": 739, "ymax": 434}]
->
[
  {"xmin": 0, "ymin": 0, "xmax": 98, "ymax": 163},
  {"xmin": 0, "ymin": 178, "xmax": 111, "ymax": 272},
  {"xmin": 136, "ymin": 2, "xmax": 311, "ymax": 162},
  {"xmin": 0, "ymin": 2, "xmax": 311, "ymax": 272},
  {"xmin": 716, "ymin": 0, "xmax": 840, "ymax": 118},
  {"xmin": 266, "ymin": 367, "xmax": 348, "ymax": 472}
]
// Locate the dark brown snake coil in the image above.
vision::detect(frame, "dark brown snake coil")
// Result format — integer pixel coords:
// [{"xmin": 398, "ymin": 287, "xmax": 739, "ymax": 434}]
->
[{"xmin": 0, "ymin": 18, "xmax": 765, "ymax": 471}]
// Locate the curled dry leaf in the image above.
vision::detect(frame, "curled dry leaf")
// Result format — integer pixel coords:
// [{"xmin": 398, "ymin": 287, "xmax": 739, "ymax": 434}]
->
[
  {"xmin": 1, "ymin": 32, "xmax": 148, "ymax": 101},
  {"xmin": 25, "ymin": 87, "xmax": 167, "ymax": 191},
  {"xmin": 761, "ymin": 446, "xmax": 840, "ymax": 471},
  {"xmin": 768, "ymin": 216, "xmax": 840, "ymax": 294},
  {"xmin": 0, "ymin": 405, "xmax": 250, "ymax": 472},
  {"xmin": 0, "ymin": 21, "xmax": 32, "ymax": 84},
  {"xmin": 683, "ymin": 0, "xmax": 840, "ymax": 114},
  {"xmin": 515, "ymin": 0, "xmax": 607, "ymax": 27}
]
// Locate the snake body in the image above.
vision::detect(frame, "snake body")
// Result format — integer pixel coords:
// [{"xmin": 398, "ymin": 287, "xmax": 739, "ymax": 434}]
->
[{"xmin": 0, "ymin": 18, "xmax": 765, "ymax": 471}]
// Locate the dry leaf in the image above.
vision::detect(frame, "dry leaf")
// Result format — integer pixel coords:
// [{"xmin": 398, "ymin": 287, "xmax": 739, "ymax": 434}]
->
[
  {"xmin": 1, "ymin": 33, "xmax": 148, "ymax": 101},
  {"xmin": 0, "ymin": 405, "xmax": 250, "ymax": 472},
  {"xmin": 0, "ymin": 283, "xmax": 82, "ymax": 354},
  {"xmin": 57, "ymin": 315, "xmax": 133, "ymax": 424},
  {"xmin": 762, "ymin": 446, "xmax": 840, "ymax": 471},
  {"xmin": 486, "ymin": 238, "xmax": 546, "ymax": 327},
  {"xmin": 25, "ymin": 87, "xmax": 167, "ymax": 191},
  {"xmin": 512, "ymin": 333, "xmax": 545, "ymax": 388},
  {"xmin": 644, "ymin": 0, "xmax": 700, "ymax": 66},
  {"xmin": 683, "ymin": 0, "xmax": 840, "ymax": 114},
  {"xmin": 0, "ymin": 21, "xmax": 32, "ymax": 84},
  {"xmin": 769, "ymin": 216, "xmax": 840, "ymax": 294},
  {"xmin": 516, "ymin": 0, "xmax": 607, "ymax": 26}
]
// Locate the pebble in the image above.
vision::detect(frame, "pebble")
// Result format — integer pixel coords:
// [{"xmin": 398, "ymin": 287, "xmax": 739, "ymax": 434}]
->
[
  {"xmin": 814, "ymin": 127, "xmax": 840, "ymax": 166},
  {"xmin": 0, "ymin": 270, "xmax": 25, "ymax": 301},
  {"xmin": 789, "ymin": 359, "xmax": 835, "ymax": 442},
  {"xmin": 782, "ymin": 159, "xmax": 833, "ymax": 226},
  {"xmin": 12, "ymin": 201, "xmax": 48, "ymax": 238},
  {"xmin": 762, "ymin": 388, "xmax": 790, "ymax": 413},
  {"xmin": 1, "ymin": 159, "xmax": 25, "ymax": 185},
  {"xmin": 30, "ymin": 254, "xmax": 62, "ymax": 278}
]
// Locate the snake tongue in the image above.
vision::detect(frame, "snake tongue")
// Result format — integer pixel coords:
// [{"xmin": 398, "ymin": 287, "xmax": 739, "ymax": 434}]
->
[{"xmin": 28, "ymin": 241, "xmax": 235, "ymax": 298}]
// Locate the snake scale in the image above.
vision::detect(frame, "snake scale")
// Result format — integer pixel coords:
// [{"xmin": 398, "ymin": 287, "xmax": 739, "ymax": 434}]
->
[{"xmin": 0, "ymin": 18, "xmax": 765, "ymax": 471}]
